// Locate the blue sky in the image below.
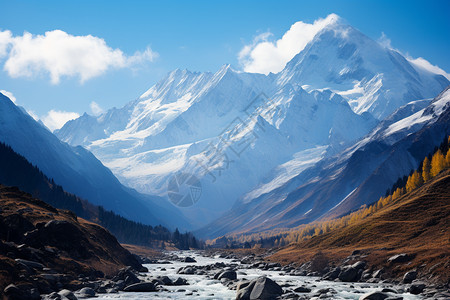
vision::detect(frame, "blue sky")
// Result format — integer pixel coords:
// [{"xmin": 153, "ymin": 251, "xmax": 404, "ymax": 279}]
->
[{"xmin": 0, "ymin": 0, "xmax": 449, "ymax": 130}]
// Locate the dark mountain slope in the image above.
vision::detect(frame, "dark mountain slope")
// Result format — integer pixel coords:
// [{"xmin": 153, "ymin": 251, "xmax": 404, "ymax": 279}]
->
[
  {"xmin": 0, "ymin": 141, "xmax": 200, "ymax": 249},
  {"xmin": 0, "ymin": 92, "xmax": 188, "ymax": 229}
]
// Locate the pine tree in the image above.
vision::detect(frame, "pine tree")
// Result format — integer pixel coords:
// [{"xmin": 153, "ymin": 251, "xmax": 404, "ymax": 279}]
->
[
  {"xmin": 422, "ymin": 157, "xmax": 431, "ymax": 182},
  {"xmin": 431, "ymin": 150, "xmax": 445, "ymax": 177}
]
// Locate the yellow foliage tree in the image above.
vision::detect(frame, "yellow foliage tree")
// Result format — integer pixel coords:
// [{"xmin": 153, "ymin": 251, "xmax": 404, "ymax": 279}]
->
[
  {"xmin": 422, "ymin": 157, "xmax": 431, "ymax": 182},
  {"xmin": 406, "ymin": 170, "xmax": 423, "ymax": 193},
  {"xmin": 446, "ymin": 150, "xmax": 450, "ymax": 168},
  {"xmin": 431, "ymin": 150, "xmax": 445, "ymax": 177}
]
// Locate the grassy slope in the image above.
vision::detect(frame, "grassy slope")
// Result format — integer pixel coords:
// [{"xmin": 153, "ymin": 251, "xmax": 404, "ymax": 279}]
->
[{"xmin": 269, "ymin": 170, "xmax": 450, "ymax": 283}]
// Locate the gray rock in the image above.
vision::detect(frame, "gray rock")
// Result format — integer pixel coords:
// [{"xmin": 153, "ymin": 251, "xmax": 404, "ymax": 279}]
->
[
  {"xmin": 183, "ymin": 256, "xmax": 196, "ymax": 263},
  {"xmin": 15, "ymin": 258, "xmax": 45, "ymax": 270},
  {"xmin": 218, "ymin": 270, "xmax": 237, "ymax": 281},
  {"xmin": 402, "ymin": 270, "xmax": 417, "ymax": 283},
  {"xmin": 58, "ymin": 289, "xmax": 77, "ymax": 300},
  {"xmin": 75, "ymin": 287, "xmax": 96, "ymax": 298},
  {"xmin": 158, "ymin": 275, "xmax": 173, "ymax": 285},
  {"xmin": 294, "ymin": 286, "xmax": 311, "ymax": 293},
  {"xmin": 409, "ymin": 281, "xmax": 425, "ymax": 295},
  {"xmin": 381, "ymin": 288, "xmax": 398, "ymax": 294},
  {"xmin": 387, "ymin": 253, "xmax": 414, "ymax": 264},
  {"xmin": 352, "ymin": 261, "xmax": 366, "ymax": 270},
  {"xmin": 236, "ymin": 280, "xmax": 256, "ymax": 300},
  {"xmin": 359, "ymin": 291, "xmax": 389, "ymax": 300},
  {"xmin": 123, "ymin": 282, "xmax": 157, "ymax": 292},
  {"xmin": 249, "ymin": 276, "xmax": 283, "ymax": 300},
  {"xmin": 338, "ymin": 266, "xmax": 359, "ymax": 282},
  {"xmin": 372, "ymin": 269, "xmax": 383, "ymax": 278},
  {"xmin": 42, "ymin": 292, "xmax": 62, "ymax": 300},
  {"xmin": 173, "ymin": 277, "xmax": 188, "ymax": 285}
]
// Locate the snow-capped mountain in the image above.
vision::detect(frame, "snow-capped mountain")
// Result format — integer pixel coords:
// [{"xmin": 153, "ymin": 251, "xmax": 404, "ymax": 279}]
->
[
  {"xmin": 0, "ymin": 92, "xmax": 189, "ymax": 229},
  {"xmin": 56, "ymin": 15, "xmax": 448, "ymax": 228},
  {"xmin": 199, "ymin": 87, "xmax": 450, "ymax": 238},
  {"xmin": 277, "ymin": 17, "xmax": 448, "ymax": 119}
]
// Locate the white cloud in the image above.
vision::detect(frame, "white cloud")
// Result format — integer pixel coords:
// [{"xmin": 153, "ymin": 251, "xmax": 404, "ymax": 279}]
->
[
  {"xmin": 90, "ymin": 101, "xmax": 104, "ymax": 116},
  {"xmin": 0, "ymin": 89, "xmax": 16, "ymax": 103},
  {"xmin": 239, "ymin": 14, "xmax": 339, "ymax": 74},
  {"xmin": 42, "ymin": 110, "xmax": 80, "ymax": 131},
  {"xmin": 0, "ymin": 30, "xmax": 12, "ymax": 58},
  {"xmin": 0, "ymin": 29, "xmax": 158, "ymax": 84},
  {"xmin": 407, "ymin": 56, "xmax": 450, "ymax": 80},
  {"xmin": 376, "ymin": 32, "xmax": 449, "ymax": 80},
  {"xmin": 378, "ymin": 32, "xmax": 392, "ymax": 49}
]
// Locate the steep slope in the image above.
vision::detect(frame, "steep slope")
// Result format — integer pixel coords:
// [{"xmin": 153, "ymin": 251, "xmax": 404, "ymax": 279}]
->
[
  {"xmin": 270, "ymin": 169, "xmax": 450, "ymax": 283},
  {"xmin": 199, "ymin": 87, "xmax": 450, "ymax": 238},
  {"xmin": 0, "ymin": 184, "xmax": 144, "ymax": 295},
  {"xmin": 0, "ymin": 92, "xmax": 188, "ymax": 229}
]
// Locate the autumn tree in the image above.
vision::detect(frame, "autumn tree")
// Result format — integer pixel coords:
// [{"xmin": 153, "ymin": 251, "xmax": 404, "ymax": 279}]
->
[
  {"xmin": 431, "ymin": 150, "xmax": 445, "ymax": 177},
  {"xmin": 406, "ymin": 170, "xmax": 423, "ymax": 193},
  {"xmin": 446, "ymin": 149, "xmax": 450, "ymax": 168},
  {"xmin": 422, "ymin": 157, "xmax": 431, "ymax": 182}
]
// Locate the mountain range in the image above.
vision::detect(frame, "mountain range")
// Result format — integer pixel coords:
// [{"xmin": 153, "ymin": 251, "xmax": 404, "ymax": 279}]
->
[
  {"xmin": 55, "ymin": 15, "xmax": 449, "ymax": 231},
  {"xmin": 199, "ymin": 88, "xmax": 450, "ymax": 237},
  {"xmin": 1, "ymin": 14, "xmax": 448, "ymax": 237}
]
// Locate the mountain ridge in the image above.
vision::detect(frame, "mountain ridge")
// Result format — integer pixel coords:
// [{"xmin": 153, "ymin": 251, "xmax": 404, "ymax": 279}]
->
[
  {"xmin": 55, "ymin": 15, "xmax": 449, "ymax": 229},
  {"xmin": 0, "ymin": 92, "xmax": 189, "ymax": 230}
]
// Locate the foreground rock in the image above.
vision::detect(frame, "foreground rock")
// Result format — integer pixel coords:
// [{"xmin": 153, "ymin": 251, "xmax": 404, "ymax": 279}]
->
[
  {"xmin": 359, "ymin": 291, "xmax": 389, "ymax": 300},
  {"xmin": 123, "ymin": 282, "xmax": 157, "ymax": 292},
  {"xmin": 236, "ymin": 276, "xmax": 282, "ymax": 300}
]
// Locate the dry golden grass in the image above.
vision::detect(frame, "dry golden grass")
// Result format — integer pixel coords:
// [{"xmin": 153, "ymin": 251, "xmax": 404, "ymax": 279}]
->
[{"xmin": 268, "ymin": 170, "xmax": 450, "ymax": 283}]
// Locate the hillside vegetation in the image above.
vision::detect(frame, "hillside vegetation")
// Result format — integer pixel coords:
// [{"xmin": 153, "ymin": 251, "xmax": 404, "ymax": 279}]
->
[{"xmin": 268, "ymin": 167, "xmax": 449, "ymax": 283}]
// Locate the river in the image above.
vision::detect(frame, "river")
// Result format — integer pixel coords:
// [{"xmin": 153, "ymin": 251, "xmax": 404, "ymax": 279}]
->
[{"xmin": 89, "ymin": 250, "xmax": 422, "ymax": 300}]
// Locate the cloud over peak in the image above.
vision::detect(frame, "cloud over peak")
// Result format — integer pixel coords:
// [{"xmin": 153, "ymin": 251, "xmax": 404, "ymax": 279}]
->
[
  {"xmin": 0, "ymin": 29, "xmax": 158, "ymax": 84},
  {"xmin": 239, "ymin": 14, "xmax": 339, "ymax": 75},
  {"xmin": 42, "ymin": 109, "xmax": 80, "ymax": 131}
]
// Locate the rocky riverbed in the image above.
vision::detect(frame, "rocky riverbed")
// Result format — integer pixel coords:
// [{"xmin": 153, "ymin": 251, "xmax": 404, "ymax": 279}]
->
[{"xmin": 38, "ymin": 250, "xmax": 445, "ymax": 300}]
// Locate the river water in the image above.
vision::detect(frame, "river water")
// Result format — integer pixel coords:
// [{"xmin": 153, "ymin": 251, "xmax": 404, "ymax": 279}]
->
[{"xmin": 90, "ymin": 250, "xmax": 422, "ymax": 300}]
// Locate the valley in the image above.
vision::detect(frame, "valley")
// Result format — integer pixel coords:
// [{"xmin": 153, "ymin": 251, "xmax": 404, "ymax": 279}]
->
[{"xmin": 0, "ymin": 6, "xmax": 449, "ymax": 300}]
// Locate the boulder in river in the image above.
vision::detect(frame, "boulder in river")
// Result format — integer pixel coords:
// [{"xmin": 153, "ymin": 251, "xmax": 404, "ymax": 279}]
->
[
  {"xmin": 409, "ymin": 281, "xmax": 426, "ymax": 295},
  {"xmin": 246, "ymin": 276, "xmax": 283, "ymax": 300},
  {"xmin": 218, "ymin": 270, "xmax": 237, "ymax": 281},
  {"xmin": 183, "ymin": 256, "xmax": 197, "ymax": 263},
  {"xmin": 359, "ymin": 291, "xmax": 389, "ymax": 300},
  {"xmin": 173, "ymin": 277, "xmax": 189, "ymax": 286},
  {"xmin": 123, "ymin": 282, "xmax": 157, "ymax": 292},
  {"xmin": 338, "ymin": 265, "xmax": 359, "ymax": 282},
  {"xmin": 75, "ymin": 287, "xmax": 96, "ymax": 298},
  {"xmin": 402, "ymin": 270, "xmax": 417, "ymax": 283}
]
